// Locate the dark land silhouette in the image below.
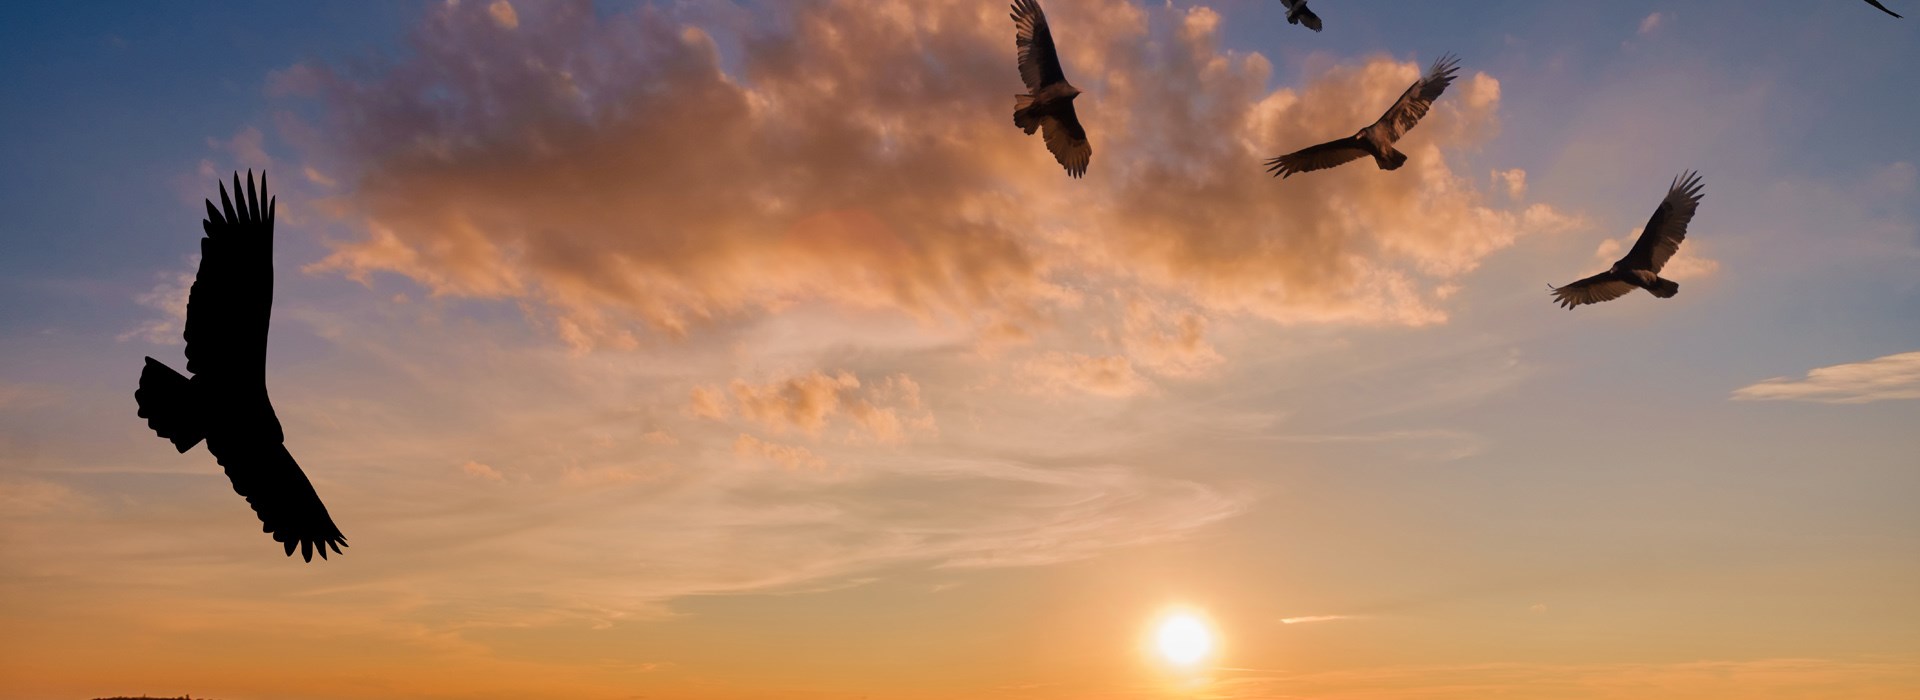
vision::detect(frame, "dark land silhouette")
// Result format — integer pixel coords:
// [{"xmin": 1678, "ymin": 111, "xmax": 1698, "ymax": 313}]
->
[
  {"xmin": 135, "ymin": 171, "xmax": 347, "ymax": 561},
  {"xmin": 1550, "ymin": 171, "xmax": 1707, "ymax": 309}
]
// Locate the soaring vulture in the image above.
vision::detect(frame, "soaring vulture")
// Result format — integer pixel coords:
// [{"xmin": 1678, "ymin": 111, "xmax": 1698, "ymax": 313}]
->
[
  {"xmin": 1280, "ymin": 0, "xmax": 1323, "ymax": 32},
  {"xmin": 136, "ymin": 171, "xmax": 347, "ymax": 561},
  {"xmin": 1549, "ymin": 171, "xmax": 1705, "ymax": 309},
  {"xmin": 1011, "ymin": 0, "xmax": 1091, "ymax": 178},
  {"xmin": 1864, "ymin": 0, "xmax": 1903, "ymax": 18},
  {"xmin": 1265, "ymin": 54, "xmax": 1461, "ymax": 178}
]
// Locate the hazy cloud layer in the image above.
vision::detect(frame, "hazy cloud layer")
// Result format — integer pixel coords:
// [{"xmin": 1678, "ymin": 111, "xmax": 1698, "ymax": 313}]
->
[{"xmin": 1732, "ymin": 351, "xmax": 1920, "ymax": 404}]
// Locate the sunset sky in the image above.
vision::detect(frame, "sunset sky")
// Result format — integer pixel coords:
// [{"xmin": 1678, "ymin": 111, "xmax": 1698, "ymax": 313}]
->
[{"xmin": 3, "ymin": 1, "xmax": 1918, "ymax": 698}]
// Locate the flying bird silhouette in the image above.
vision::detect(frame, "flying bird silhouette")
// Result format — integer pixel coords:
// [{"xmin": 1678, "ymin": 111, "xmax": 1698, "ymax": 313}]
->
[
  {"xmin": 1265, "ymin": 54, "xmax": 1461, "ymax": 178},
  {"xmin": 135, "ymin": 171, "xmax": 347, "ymax": 561},
  {"xmin": 1864, "ymin": 0, "xmax": 1903, "ymax": 17},
  {"xmin": 1549, "ymin": 171, "xmax": 1705, "ymax": 309},
  {"xmin": 1280, "ymin": 0, "xmax": 1323, "ymax": 32},
  {"xmin": 1011, "ymin": 0, "xmax": 1091, "ymax": 178}
]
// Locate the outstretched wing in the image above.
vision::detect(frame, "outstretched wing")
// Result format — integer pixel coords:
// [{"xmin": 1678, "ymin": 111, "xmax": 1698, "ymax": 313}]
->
[
  {"xmin": 208, "ymin": 439, "xmax": 348, "ymax": 562},
  {"xmin": 1372, "ymin": 54, "xmax": 1461, "ymax": 143},
  {"xmin": 1864, "ymin": 0, "xmax": 1903, "ymax": 18},
  {"xmin": 1265, "ymin": 136, "xmax": 1371, "ymax": 178},
  {"xmin": 1283, "ymin": 0, "xmax": 1323, "ymax": 31},
  {"xmin": 184, "ymin": 171, "xmax": 275, "ymax": 382},
  {"xmin": 1618, "ymin": 171, "xmax": 1704, "ymax": 273},
  {"xmin": 1012, "ymin": 0, "xmax": 1067, "ymax": 90},
  {"xmin": 1548, "ymin": 272, "xmax": 1637, "ymax": 309},
  {"xmin": 1039, "ymin": 108, "xmax": 1092, "ymax": 178}
]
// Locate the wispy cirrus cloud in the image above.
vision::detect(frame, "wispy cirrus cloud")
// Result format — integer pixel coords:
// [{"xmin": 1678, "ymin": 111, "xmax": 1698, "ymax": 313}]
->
[{"xmin": 1732, "ymin": 351, "xmax": 1920, "ymax": 404}]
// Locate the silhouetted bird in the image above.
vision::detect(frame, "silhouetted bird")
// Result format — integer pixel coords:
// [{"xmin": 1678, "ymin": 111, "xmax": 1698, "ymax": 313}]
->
[
  {"xmin": 1281, "ymin": 0, "xmax": 1323, "ymax": 32},
  {"xmin": 1549, "ymin": 171, "xmax": 1705, "ymax": 309},
  {"xmin": 135, "ymin": 171, "xmax": 347, "ymax": 561},
  {"xmin": 1011, "ymin": 0, "xmax": 1091, "ymax": 178},
  {"xmin": 1864, "ymin": 0, "xmax": 1903, "ymax": 18},
  {"xmin": 1265, "ymin": 54, "xmax": 1461, "ymax": 178}
]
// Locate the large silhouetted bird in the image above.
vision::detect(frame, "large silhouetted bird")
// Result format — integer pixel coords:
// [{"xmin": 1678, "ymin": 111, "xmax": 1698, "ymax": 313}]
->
[
  {"xmin": 1011, "ymin": 0, "xmax": 1091, "ymax": 178},
  {"xmin": 1549, "ymin": 171, "xmax": 1705, "ymax": 309},
  {"xmin": 1864, "ymin": 0, "xmax": 1903, "ymax": 18},
  {"xmin": 136, "ymin": 171, "xmax": 347, "ymax": 562},
  {"xmin": 1265, "ymin": 54, "xmax": 1461, "ymax": 178},
  {"xmin": 1280, "ymin": 0, "xmax": 1323, "ymax": 32}
]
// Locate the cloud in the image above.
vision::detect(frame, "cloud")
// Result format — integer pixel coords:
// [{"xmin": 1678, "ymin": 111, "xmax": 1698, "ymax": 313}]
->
[
  {"xmin": 118, "ymin": 258, "xmax": 197, "ymax": 345},
  {"xmin": 1731, "ymin": 351, "xmax": 1920, "ymax": 404},
  {"xmin": 276, "ymin": 0, "xmax": 1570, "ymax": 350},
  {"xmin": 1639, "ymin": 12, "xmax": 1665, "ymax": 36},
  {"xmin": 1280, "ymin": 614, "xmax": 1366, "ymax": 625},
  {"xmin": 486, "ymin": 0, "xmax": 519, "ymax": 30},
  {"xmin": 461, "ymin": 460, "xmax": 506, "ymax": 481},
  {"xmin": 732, "ymin": 433, "xmax": 832, "ymax": 474},
  {"xmin": 1593, "ymin": 227, "xmax": 1720, "ymax": 279},
  {"xmin": 1022, "ymin": 352, "xmax": 1151, "ymax": 397},
  {"xmin": 1493, "ymin": 168, "xmax": 1526, "ymax": 199},
  {"xmin": 694, "ymin": 370, "xmax": 936, "ymax": 443}
]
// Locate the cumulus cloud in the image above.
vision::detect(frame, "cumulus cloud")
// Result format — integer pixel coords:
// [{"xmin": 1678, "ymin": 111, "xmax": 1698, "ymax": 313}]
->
[
  {"xmin": 1732, "ymin": 351, "xmax": 1920, "ymax": 404},
  {"xmin": 1494, "ymin": 168, "xmax": 1527, "ymax": 199},
  {"xmin": 277, "ymin": 0, "xmax": 1570, "ymax": 350}
]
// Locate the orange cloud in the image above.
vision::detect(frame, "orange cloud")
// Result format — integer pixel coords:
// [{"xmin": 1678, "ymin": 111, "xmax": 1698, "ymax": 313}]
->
[
  {"xmin": 694, "ymin": 370, "xmax": 936, "ymax": 443},
  {"xmin": 279, "ymin": 0, "xmax": 1571, "ymax": 351}
]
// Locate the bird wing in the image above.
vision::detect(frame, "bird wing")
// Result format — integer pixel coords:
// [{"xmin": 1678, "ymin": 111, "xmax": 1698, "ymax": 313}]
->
[
  {"xmin": 207, "ymin": 438, "xmax": 348, "ymax": 562},
  {"xmin": 1039, "ymin": 109, "xmax": 1092, "ymax": 178},
  {"xmin": 1548, "ymin": 272, "xmax": 1637, "ymax": 309},
  {"xmin": 1264, "ymin": 136, "xmax": 1371, "ymax": 178},
  {"xmin": 1619, "ymin": 171, "xmax": 1704, "ymax": 273},
  {"xmin": 1298, "ymin": 7, "xmax": 1323, "ymax": 32},
  {"xmin": 1864, "ymin": 0, "xmax": 1903, "ymax": 18},
  {"xmin": 185, "ymin": 172, "xmax": 276, "ymax": 382},
  {"xmin": 1372, "ymin": 54, "xmax": 1461, "ymax": 143},
  {"xmin": 1012, "ymin": 0, "xmax": 1068, "ymax": 91}
]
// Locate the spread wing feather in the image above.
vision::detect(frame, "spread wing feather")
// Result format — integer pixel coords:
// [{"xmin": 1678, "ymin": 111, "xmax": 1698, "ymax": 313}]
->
[
  {"xmin": 1864, "ymin": 0, "xmax": 1903, "ymax": 18},
  {"xmin": 1619, "ymin": 171, "xmax": 1704, "ymax": 273},
  {"xmin": 210, "ymin": 440, "xmax": 348, "ymax": 562},
  {"xmin": 1374, "ymin": 54, "xmax": 1460, "ymax": 143},
  {"xmin": 1548, "ymin": 273, "xmax": 1637, "ymax": 309},
  {"xmin": 1012, "ymin": 0, "xmax": 1066, "ymax": 90},
  {"xmin": 1264, "ymin": 137, "xmax": 1372, "ymax": 178},
  {"xmin": 1039, "ymin": 111, "xmax": 1091, "ymax": 178}
]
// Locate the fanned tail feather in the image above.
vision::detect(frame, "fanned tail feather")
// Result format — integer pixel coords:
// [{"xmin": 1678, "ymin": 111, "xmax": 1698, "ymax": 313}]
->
[
  {"xmin": 1014, "ymin": 94, "xmax": 1041, "ymax": 134},
  {"xmin": 1649, "ymin": 277, "xmax": 1679, "ymax": 298},
  {"xmin": 136, "ymin": 357, "xmax": 205, "ymax": 453}
]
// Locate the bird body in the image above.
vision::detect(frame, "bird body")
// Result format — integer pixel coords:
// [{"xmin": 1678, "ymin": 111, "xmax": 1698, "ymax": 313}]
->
[
  {"xmin": 1266, "ymin": 54, "xmax": 1460, "ymax": 179},
  {"xmin": 136, "ymin": 172, "xmax": 347, "ymax": 562},
  {"xmin": 1011, "ymin": 0, "xmax": 1091, "ymax": 177},
  {"xmin": 1281, "ymin": 0, "xmax": 1323, "ymax": 32},
  {"xmin": 1549, "ymin": 171, "xmax": 1704, "ymax": 309}
]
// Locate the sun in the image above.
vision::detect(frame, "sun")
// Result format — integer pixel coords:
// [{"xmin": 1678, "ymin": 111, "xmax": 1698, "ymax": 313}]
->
[{"xmin": 1153, "ymin": 611, "xmax": 1215, "ymax": 667}]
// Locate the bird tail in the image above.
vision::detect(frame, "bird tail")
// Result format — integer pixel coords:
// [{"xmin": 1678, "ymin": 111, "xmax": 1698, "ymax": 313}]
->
[
  {"xmin": 1648, "ymin": 277, "xmax": 1679, "ymax": 298},
  {"xmin": 1014, "ymin": 94, "xmax": 1041, "ymax": 134},
  {"xmin": 137, "ymin": 357, "xmax": 206, "ymax": 453},
  {"xmin": 1377, "ymin": 147, "xmax": 1409, "ymax": 171}
]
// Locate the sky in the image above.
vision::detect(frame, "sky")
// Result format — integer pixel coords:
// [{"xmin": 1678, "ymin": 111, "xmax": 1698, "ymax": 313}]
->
[{"xmin": 2, "ymin": 1, "xmax": 1918, "ymax": 698}]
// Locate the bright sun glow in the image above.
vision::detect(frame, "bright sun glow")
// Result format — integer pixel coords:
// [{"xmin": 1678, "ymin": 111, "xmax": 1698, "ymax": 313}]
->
[{"xmin": 1154, "ymin": 613, "xmax": 1214, "ymax": 667}]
